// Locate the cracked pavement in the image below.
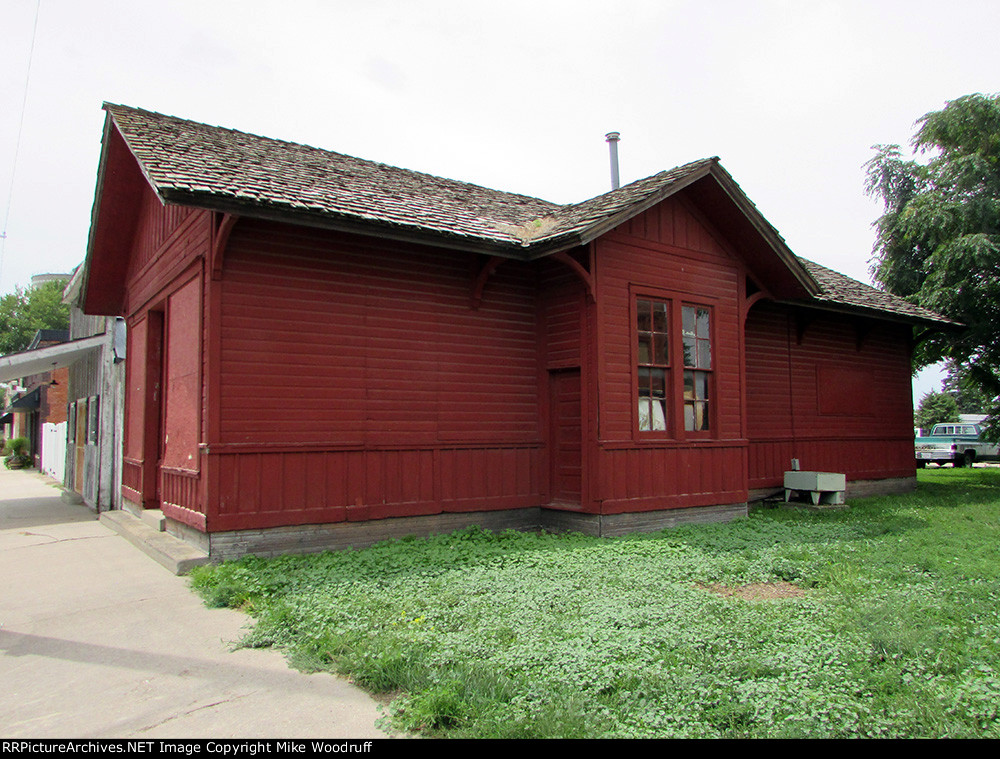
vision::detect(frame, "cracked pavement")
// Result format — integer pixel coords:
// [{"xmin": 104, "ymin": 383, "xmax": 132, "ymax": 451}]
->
[{"xmin": 0, "ymin": 468, "xmax": 390, "ymax": 738}]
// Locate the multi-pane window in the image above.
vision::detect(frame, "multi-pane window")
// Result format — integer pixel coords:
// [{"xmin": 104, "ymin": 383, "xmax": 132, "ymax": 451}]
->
[
  {"xmin": 682, "ymin": 305, "xmax": 711, "ymax": 431},
  {"xmin": 636, "ymin": 299, "xmax": 669, "ymax": 431}
]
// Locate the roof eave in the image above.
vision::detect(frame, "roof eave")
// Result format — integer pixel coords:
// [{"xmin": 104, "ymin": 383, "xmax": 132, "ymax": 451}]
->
[
  {"xmin": 0, "ymin": 334, "xmax": 105, "ymax": 383},
  {"xmin": 157, "ymin": 188, "xmax": 536, "ymax": 261},
  {"xmin": 772, "ymin": 296, "xmax": 964, "ymax": 329}
]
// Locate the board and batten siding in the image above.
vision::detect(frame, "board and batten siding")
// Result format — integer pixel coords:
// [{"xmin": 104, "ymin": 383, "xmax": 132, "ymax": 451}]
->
[
  {"xmin": 592, "ymin": 194, "xmax": 748, "ymax": 514},
  {"xmin": 745, "ymin": 300, "xmax": 916, "ymax": 488},
  {"xmin": 206, "ymin": 220, "xmax": 546, "ymax": 531}
]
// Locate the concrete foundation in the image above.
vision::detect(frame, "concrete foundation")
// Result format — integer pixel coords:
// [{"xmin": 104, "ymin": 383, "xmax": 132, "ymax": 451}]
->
[
  {"xmin": 200, "ymin": 504, "xmax": 749, "ymax": 562},
  {"xmin": 115, "ymin": 500, "xmax": 748, "ymax": 565}
]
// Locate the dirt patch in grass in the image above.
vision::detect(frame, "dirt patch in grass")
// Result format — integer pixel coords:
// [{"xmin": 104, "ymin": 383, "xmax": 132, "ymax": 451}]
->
[{"xmin": 697, "ymin": 581, "xmax": 806, "ymax": 600}]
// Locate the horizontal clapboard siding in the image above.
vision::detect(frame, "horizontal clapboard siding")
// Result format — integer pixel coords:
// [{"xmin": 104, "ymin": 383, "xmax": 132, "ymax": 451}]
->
[
  {"xmin": 540, "ymin": 259, "xmax": 583, "ymax": 369},
  {"xmin": 745, "ymin": 301, "xmax": 916, "ymax": 487},
  {"xmin": 219, "ymin": 221, "xmax": 540, "ymax": 444},
  {"xmin": 206, "ymin": 220, "xmax": 545, "ymax": 529}
]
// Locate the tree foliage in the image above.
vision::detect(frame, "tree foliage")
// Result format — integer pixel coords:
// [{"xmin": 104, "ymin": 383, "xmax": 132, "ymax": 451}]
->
[
  {"xmin": 942, "ymin": 360, "xmax": 992, "ymax": 415},
  {"xmin": 866, "ymin": 93, "xmax": 1000, "ymax": 437},
  {"xmin": 0, "ymin": 279, "xmax": 70, "ymax": 355},
  {"xmin": 915, "ymin": 390, "xmax": 960, "ymax": 432}
]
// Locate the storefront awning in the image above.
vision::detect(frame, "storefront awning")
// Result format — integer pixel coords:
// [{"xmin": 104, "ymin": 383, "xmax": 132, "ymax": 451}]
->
[
  {"xmin": 0, "ymin": 334, "xmax": 103, "ymax": 382},
  {"xmin": 8, "ymin": 387, "xmax": 41, "ymax": 411}
]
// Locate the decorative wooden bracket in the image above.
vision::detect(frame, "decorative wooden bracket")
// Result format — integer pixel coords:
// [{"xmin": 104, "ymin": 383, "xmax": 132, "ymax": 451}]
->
[
  {"xmin": 471, "ymin": 255, "xmax": 504, "ymax": 309},
  {"xmin": 740, "ymin": 291, "xmax": 768, "ymax": 325},
  {"xmin": 551, "ymin": 251, "xmax": 596, "ymax": 302},
  {"xmin": 210, "ymin": 213, "xmax": 238, "ymax": 281}
]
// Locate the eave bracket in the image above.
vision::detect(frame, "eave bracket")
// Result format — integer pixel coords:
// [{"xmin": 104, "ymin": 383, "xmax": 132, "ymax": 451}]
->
[
  {"xmin": 551, "ymin": 251, "xmax": 596, "ymax": 302},
  {"xmin": 471, "ymin": 256, "xmax": 504, "ymax": 309},
  {"xmin": 210, "ymin": 213, "xmax": 238, "ymax": 281}
]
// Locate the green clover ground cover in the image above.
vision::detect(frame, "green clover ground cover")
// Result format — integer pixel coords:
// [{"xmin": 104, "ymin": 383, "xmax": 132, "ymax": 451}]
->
[{"xmin": 189, "ymin": 468, "xmax": 1000, "ymax": 738}]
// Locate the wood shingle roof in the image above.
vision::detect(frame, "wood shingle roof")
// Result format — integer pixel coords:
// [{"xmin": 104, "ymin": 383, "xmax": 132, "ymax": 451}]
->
[
  {"xmin": 100, "ymin": 103, "xmax": 955, "ymax": 327},
  {"xmin": 795, "ymin": 258, "xmax": 959, "ymax": 327}
]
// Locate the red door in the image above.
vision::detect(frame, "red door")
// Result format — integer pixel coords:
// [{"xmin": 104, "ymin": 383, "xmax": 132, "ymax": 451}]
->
[{"xmin": 550, "ymin": 369, "xmax": 582, "ymax": 505}]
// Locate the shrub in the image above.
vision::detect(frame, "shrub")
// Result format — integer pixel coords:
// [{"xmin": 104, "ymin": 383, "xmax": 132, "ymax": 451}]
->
[{"xmin": 3, "ymin": 436, "xmax": 31, "ymax": 469}]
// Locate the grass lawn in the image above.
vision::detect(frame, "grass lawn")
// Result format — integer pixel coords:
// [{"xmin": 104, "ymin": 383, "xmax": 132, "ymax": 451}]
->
[{"xmin": 190, "ymin": 467, "xmax": 1000, "ymax": 738}]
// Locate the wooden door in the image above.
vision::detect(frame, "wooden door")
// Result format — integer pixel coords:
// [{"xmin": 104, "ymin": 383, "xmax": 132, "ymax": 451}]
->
[
  {"xmin": 550, "ymin": 369, "xmax": 582, "ymax": 504},
  {"xmin": 74, "ymin": 399, "xmax": 87, "ymax": 493}
]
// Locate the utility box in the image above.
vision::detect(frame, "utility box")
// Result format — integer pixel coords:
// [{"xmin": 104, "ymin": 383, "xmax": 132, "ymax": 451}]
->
[{"xmin": 784, "ymin": 471, "xmax": 846, "ymax": 507}]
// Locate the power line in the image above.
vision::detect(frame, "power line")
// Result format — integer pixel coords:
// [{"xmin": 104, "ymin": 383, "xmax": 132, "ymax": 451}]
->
[{"xmin": 0, "ymin": 0, "xmax": 42, "ymax": 294}]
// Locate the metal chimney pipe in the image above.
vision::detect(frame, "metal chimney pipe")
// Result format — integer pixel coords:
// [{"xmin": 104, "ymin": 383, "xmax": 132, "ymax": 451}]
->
[{"xmin": 605, "ymin": 131, "xmax": 621, "ymax": 190}]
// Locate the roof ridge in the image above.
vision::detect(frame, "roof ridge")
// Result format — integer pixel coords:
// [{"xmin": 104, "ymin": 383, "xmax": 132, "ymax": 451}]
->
[{"xmin": 560, "ymin": 156, "xmax": 720, "ymax": 208}]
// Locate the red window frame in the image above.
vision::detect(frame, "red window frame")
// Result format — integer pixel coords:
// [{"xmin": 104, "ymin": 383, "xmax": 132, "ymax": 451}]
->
[
  {"xmin": 633, "ymin": 293, "xmax": 715, "ymax": 439},
  {"xmin": 635, "ymin": 298, "xmax": 670, "ymax": 433},
  {"xmin": 681, "ymin": 304, "xmax": 712, "ymax": 434}
]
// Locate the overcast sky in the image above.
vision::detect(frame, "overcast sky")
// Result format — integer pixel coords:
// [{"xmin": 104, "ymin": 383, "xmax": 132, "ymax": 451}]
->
[{"xmin": 2, "ymin": 0, "xmax": 998, "ymax": 400}]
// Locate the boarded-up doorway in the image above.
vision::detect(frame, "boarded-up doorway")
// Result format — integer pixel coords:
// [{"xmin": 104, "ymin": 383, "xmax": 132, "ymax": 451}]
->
[{"xmin": 74, "ymin": 398, "xmax": 87, "ymax": 494}]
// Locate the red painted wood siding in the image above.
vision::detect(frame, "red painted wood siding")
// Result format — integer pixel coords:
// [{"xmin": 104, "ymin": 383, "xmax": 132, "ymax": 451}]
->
[
  {"xmin": 745, "ymin": 301, "xmax": 916, "ymax": 487},
  {"xmin": 112, "ymin": 173, "xmax": 917, "ymax": 534},
  {"xmin": 123, "ymin": 188, "xmax": 208, "ymax": 316},
  {"xmin": 162, "ymin": 275, "xmax": 202, "ymax": 472},
  {"xmin": 593, "ymin": 194, "xmax": 748, "ymax": 513},
  {"xmin": 536, "ymin": 257, "xmax": 587, "ymax": 508},
  {"xmin": 129, "ymin": 189, "xmax": 196, "ymax": 280},
  {"xmin": 550, "ymin": 369, "xmax": 582, "ymax": 502},
  {"xmin": 205, "ymin": 220, "xmax": 545, "ymax": 530},
  {"xmin": 218, "ymin": 221, "xmax": 540, "ymax": 444},
  {"xmin": 124, "ymin": 316, "xmax": 149, "ymax": 465},
  {"xmin": 540, "ymin": 259, "xmax": 583, "ymax": 370},
  {"xmin": 120, "ymin": 182, "xmax": 211, "ymax": 517}
]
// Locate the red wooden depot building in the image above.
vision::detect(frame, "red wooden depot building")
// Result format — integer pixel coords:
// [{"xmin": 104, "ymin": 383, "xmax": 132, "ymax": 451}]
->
[{"xmin": 81, "ymin": 105, "xmax": 952, "ymax": 560}]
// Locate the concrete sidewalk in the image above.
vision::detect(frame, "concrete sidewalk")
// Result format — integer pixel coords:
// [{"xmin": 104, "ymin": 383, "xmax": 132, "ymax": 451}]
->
[{"xmin": 0, "ymin": 467, "xmax": 390, "ymax": 738}]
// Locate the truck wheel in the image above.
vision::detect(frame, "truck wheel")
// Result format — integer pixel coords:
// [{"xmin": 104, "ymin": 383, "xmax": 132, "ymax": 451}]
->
[
  {"xmin": 964, "ymin": 450, "xmax": 976, "ymax": 468},
  {"xmin": 916, "ymin": 460, "xmax": 926, "ymax": 469}
]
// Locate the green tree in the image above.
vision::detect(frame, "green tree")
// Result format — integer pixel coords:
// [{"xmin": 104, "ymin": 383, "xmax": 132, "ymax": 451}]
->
[
  {"xmin": 942, "ymin": 360, "xmax": 992, "ymax": 415},
  {"xmin": 866, "ymin": 92, "xmax": 1000, "ymax": 438},
  {"xmin": 915, "ymin": 390, "xmax": 960, "ymax": 433},
  {"xmin": 0, "ymin": 279, "xmax": 70, "ymax": 355}
]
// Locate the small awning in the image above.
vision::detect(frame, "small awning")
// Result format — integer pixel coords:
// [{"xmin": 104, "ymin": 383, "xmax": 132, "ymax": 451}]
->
[
  {"xmin": 9, "ymin": 387, "xmax": 41, "ymax": 411},
  {"xmin": 0, "ymin": 334, "xmax": 104, "ymax": 382},
  {"xmin": 0, "ymin": 412, "xmax": 12, "ymax": 425}
]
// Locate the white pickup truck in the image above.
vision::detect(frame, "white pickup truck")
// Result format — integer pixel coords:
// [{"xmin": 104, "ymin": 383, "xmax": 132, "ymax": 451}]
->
[{"xmin": 915, "ymin": 423, "xmax": 1000, "ymax": 467}]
